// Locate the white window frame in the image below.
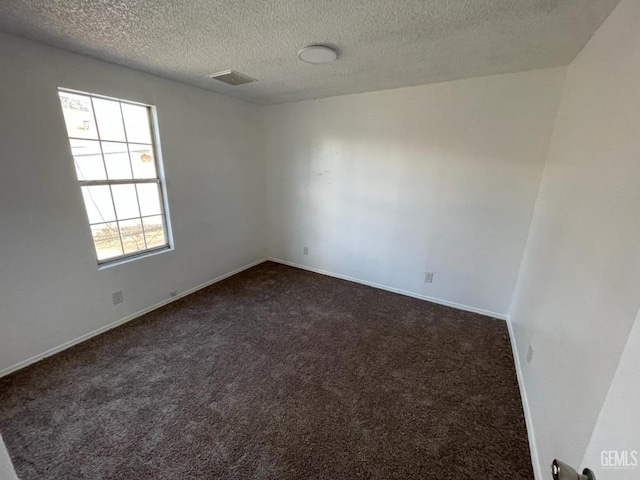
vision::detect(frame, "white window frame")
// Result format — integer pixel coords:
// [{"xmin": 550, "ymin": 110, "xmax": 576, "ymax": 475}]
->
[{"xmin": 59, "ymin": 88, "xmax": 174, "ymax": 268}]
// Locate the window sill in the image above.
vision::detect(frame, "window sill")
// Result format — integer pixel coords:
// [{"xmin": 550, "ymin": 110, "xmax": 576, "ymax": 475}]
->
[{"xmin": 97, "ymin": 245, "xmax": 173, "ymax": 270}]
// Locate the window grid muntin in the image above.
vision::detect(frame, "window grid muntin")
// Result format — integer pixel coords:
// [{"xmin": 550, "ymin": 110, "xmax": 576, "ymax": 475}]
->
[
  {"xmin": 60, "ymin": 89, "xmax": 170, "ymax": 265},
  {"xmin": 88, "ymin": 213, "xmax": 165, "ymax": 227},
  {"xmin": 87, "ymin": 94, "xmax": 127, "ymax": 257},
  {"xmin": 116, "ymin": 100, "xmax": 146, "ymax": 251}
]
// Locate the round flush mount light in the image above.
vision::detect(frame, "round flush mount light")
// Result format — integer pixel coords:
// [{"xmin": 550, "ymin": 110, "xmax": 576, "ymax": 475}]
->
[{"xmin": 298, "ymin": 45, "xmax": 338, "ymax": 64}]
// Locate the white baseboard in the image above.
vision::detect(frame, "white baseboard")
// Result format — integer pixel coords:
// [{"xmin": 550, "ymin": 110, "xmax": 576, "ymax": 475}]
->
[
  {"xmin": 506, "ymin": 317, "xmax": 542, "ymax": 480},
  {"xmin": 267, "ymin": 257, "xmax": 508, "ymax": 320},
  {"xmin": 0, "ymin": 258, "xmax": 267, "ymax": 379}
]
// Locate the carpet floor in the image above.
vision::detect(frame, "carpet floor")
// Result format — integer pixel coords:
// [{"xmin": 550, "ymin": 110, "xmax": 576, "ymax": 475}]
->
[{"xmin": 0, "ymin": 262, "xmax": 532, "ymax": 479}]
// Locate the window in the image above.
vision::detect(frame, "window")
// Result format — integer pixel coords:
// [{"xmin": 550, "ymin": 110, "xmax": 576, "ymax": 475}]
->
[{"xmin": 58, "ymin": 89, "xmax": 172, "ymax": 265}]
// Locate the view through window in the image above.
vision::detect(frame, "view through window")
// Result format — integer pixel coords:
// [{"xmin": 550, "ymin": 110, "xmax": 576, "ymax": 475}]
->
[{"xmin": 58, "ymin": 90, "xmax": 171, "ymax": 264}]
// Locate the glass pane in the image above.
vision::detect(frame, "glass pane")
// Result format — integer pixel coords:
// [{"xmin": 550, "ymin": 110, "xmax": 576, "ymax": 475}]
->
[
  {"xmin": 122, "ymin": 103, "xmax": 152, "ymax": 144},
  {"xmin": 142, "ymin": 215, "xmax": 167, "ymax": 249},
  {"xmin": 59, "ymin": 91, "xmax": 98, "ymax": 140},
  {"xmin": 81, "ymin": 186, "xmax": 116, "ymax": 224},
  {"xmin": 92, "ymin": 98, "xmax": 126, "ymax": 141},
  {"xmin": 137, "ymin": 183, "xmax": 162, "ymax": 217},
  {"xmin": 111, "ymin": 184, "xmax": 140, "ymax": 219},
  {"xmin": 70, "ymin": 139, "xmax": 106, "ymax": 181},
  {"xmin": 118, "ymin": 218, "xmax": 146, "ymax": 254},
  {"xmin": 90, "ymin": 222, "xmax": 123, "ymax": 260},
  {"xmin": 129, "ymin": 144, "xmax": 157, "ymax": 179},
  {"xmin": 103, "ymin": 142, "xmax": 132, "ymax": 180}
]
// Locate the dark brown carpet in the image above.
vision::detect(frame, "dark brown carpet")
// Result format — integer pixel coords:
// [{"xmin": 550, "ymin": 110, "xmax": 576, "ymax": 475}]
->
[{"xmin": 0, "ymin": 261, "xmax": 532, "ymax": 479}]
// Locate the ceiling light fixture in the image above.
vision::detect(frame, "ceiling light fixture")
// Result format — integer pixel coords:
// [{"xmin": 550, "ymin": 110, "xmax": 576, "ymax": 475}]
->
[{"xmin": 298, "ymin": 45, "xmax": 338, "ymax": 64}]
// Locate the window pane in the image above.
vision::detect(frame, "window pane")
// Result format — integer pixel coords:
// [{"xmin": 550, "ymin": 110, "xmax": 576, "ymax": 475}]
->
[
  {"xmin": 111, "ymin": 184, "xmax": 140, "ymax": 219},
  {"xmin": 122, "ymin": 103, "xmax": 152, "ymax": 143},
  {"xmin": 129, "ymin": 144, "xmax": 157, "ymax": 179},
  {"xmin": 81, "ymin": 186, "xmax": 116, "ymax": 224},
  {"xmin": 70, "ymin": 139, "xmax": 106, "ymax": 181},
  {"xmin": 118, "ymin": 218, "xmax": 146, "ymax": 254},
  {"xmin": 59, "ymin": 89, "xmax": 170, "ymax": 265},
  {"xmin": 59, "ymin": 91, "xmax": 98, "ymax": 140},
  {"xmin": 137, "ymin": 183, "xmax": 162, "ymax": 217},
  {"xmin": 92, "ymin": 98, "xmax": 126, "ymax": 142},
  {"xmin": 103, "ymin": 142, "xmax": 132, "ymax": 180},
  {"xmin": 142, "ymin": 215, "xmax": 167, "ymax": 249},
  {"xmin": 90, "ymin": 223, "xmax": 123, "ymax": 260}
]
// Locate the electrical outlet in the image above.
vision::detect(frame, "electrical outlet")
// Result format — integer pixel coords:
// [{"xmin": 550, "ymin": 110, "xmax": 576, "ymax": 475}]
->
[
  {"xmin": 424, "ymin": 272, "xmax": 434, "ymax": 283},
  {"xmin": 303, "ymin": 246, "xmax": 309, "ymax": 255},
  {"xmin": 526, "ymin": 344, "xmax": 535, "ymax": 364},
  {"xmin": 112, "ymin": 290, "xmax": 124, "ymax": 305},
  {"xmin": 170, "ymin": 290, "xmax": 178, "ymax": 297}
]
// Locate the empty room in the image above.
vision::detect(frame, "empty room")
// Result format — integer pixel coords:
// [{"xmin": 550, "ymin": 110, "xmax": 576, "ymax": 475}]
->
[{"xmin": 1, "ymin": 0, "xmax": 638, "ymax": 479}]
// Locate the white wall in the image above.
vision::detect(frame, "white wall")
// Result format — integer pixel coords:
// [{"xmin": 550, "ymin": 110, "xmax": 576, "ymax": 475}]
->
[
  {"xmin": 508, "ymin": 0, "xmax": 640, "ymax": 476},
  {"xmin": 0, "ymin": 435, "xmax": 19, "ymax": 480},
  {"xmin": 263, "ymin": 69, "xmax": 565, "ymax": 318},
  {"xmin": 582, "ymin": 309, "xmax": 640, "ymax": 479},
  {"xmin": 0, "ymin": 33, "xmax": 266, "ymax": 375}
]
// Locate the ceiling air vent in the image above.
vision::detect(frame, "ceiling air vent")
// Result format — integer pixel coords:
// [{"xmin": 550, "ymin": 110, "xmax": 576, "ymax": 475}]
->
[{"xmin": 207, "ymin": 70, "xmax": 256, "ymax": 86}]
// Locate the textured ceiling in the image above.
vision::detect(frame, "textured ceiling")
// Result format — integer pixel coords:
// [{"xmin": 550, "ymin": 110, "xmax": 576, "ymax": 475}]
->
[{"xmin": 0, "ymin": 0, "xmax": 621, "ymax": 105}]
